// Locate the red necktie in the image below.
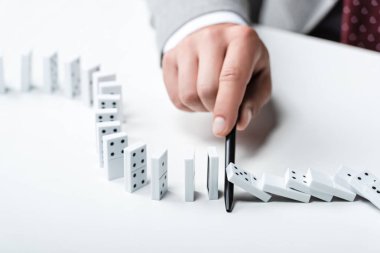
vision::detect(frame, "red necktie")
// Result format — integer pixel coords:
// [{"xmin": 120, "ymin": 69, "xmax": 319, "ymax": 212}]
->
[{"xmin": 341, "ymin": 0, "xmax": 380, "ymax": 52}]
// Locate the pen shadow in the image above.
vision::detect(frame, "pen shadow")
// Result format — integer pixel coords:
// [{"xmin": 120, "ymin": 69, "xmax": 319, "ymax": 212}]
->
[{"xmin": 194, "ymin": 190, "xmax": 202, "ymax": 201}]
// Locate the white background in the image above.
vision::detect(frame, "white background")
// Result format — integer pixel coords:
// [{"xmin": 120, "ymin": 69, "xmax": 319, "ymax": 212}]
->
[{"xmin": 1, "ymin": 0, "xmax": 380, "ymax": 252}]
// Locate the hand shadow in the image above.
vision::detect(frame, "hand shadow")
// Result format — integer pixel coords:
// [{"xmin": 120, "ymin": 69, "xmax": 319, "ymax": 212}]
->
[
  {"xmin": 237, "ymin": 99, "xmax": 280, "ymax": 159},
  {"xmin": 177, "ymin": 99, "xmax": 280, "ymax": 155}
]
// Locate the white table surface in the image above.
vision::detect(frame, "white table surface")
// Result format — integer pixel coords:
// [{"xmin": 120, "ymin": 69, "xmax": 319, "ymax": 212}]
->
[{"xmin": 1, "ymin": 0, "xmax": 380, "ymax": 252}]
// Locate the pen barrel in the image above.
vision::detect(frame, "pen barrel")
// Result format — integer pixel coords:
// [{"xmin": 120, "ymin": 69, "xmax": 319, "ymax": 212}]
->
[{"xmin": 224, "ymin": 126, "xmax": 236, "ymax": 212}]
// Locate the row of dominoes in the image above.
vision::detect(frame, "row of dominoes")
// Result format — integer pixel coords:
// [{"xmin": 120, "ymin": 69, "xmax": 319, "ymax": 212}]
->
[
  {"xmin": 227, "ymin": 163, "xmax": 380, "ymax": 209},
  {"xmin": 97, "ymin": 124, "xmax": 220, "ymax": 201},
  {"xmin": 1, "ymin": 49, "xmax": 220, "ymax": 202},
  {"xmin": 96, "ymin": 129, "xmax": 220, "ymax": 201},
  {"xmin": 0, "ymin": 50, "xmax": 115, "ymax": 109},
  {"xmin": 92, "ymin": 70, "xmax": 220, "ymax": 201}
]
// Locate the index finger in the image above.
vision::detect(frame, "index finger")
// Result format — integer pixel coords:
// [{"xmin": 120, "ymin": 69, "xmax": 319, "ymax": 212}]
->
[{"xmin": 212, "ymin": 37, "xmax": 262, "ymax": 137}]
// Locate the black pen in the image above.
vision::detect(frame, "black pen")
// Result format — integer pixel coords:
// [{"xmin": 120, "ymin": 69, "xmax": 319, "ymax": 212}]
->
[{"xmin": 224, "ymin": 125, "xmax": 236, "ymax": 212}]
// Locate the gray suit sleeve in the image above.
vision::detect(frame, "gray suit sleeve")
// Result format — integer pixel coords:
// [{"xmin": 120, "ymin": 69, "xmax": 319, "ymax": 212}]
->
[{"xmin": 146, "ymin": 0, "xmax": 254, "ymax": 53}]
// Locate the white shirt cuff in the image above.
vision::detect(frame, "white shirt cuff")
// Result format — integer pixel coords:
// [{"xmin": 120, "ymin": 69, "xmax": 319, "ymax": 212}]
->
[{"xmin": 163, "ymin": 11, "xmax": 248, "ymax": 53}]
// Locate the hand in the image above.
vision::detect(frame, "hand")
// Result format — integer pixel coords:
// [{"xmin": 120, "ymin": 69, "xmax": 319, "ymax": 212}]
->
[{"xmin": 162, "ymin": 23, "xmax": 272, "ymax": 137}]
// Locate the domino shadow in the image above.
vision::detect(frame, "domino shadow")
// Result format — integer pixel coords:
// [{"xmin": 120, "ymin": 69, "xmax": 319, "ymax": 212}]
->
[{"xmin": 235, "ymin": 193, "xmax": 304, "ymax": 203}]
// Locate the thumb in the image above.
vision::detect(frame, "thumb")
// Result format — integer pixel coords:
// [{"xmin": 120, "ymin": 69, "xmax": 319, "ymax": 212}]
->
[{"xmin": 236, "ymin": 103, "xmax": 254, "ymax": 131}]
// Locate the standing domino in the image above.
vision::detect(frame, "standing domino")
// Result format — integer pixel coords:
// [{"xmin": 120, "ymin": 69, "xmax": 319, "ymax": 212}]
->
[
  {"xmin": 99, "ymin": 81, "xmax": 122, "ymax": 95},
  {"xmin": 64, "ymin": 57, "xmax": 81, "ymax": 98},
  {"xmin": 184, "ymin": 149, "xmax": 195, "ymax": 202},
  {"xmin": 103, "ymin": 132, "xmax": 128, "ymax": 180},
  {"xmin": 82, "ymin": 65, "xmax": 101, "ymax": 106},
  {"xmin": 151, "ymin": 149, "xmax": 168, "ymax": 200},
  {"xmin": 285, "ymin": 168, "xmax": 333, "ymax": 201},
  {"xmin": 92, "ymin": 72, "xmax": 116, "ymax": 104},
  {"xmin": 96, "ymin": 94, "xmax": 121, "ymax": 109},
  {"xmin": 207, "ymin": 147, "xmax": 219, "ymax": 200},
  {"xmin": 98, "ymin": 82, "xmax": 124, "ymax": 120},
  {"xmin": 226, "ymin": 163, "xmax": 271, "ymax": 202},
  {"xmin": 95, "ymin": 108, "xmax": 119, "ymax": 123},
  {"xmin": 21, "ymin": 50, "xmax": 33, "ymax": 92},
  {"xmin": 43, "ymin": 52, "xmax": 58, "ymax": 92},
  {"xmin": 96, "ymin": 94, "xmax": 123, "ymax": 119},
  {"xmin": 0, "ymin": 52, "xmax": 6, "ymax": 93},
  {"xmin": 95, "ymin": 121, "xmax": 121, "ymax": 168},
  {"xmin": 124, "ymin": 142, "xmax": 148, "ymax": 192},
  {"xmin": 262, "ymin": 173, "xmax": 311, "ymax": 203}
]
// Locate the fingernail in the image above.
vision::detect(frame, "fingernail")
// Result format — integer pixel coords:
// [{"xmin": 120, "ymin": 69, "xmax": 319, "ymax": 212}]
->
[{"xmin": 213, "ymin": 117, "xmax": 225, "ymax": 136}]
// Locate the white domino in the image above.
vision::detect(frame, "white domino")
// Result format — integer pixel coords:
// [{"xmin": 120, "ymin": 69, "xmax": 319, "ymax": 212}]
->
[
  {"xmin": 285, "ymin": 168, "xmax": 333, "ymax": 202},
  {"xmin": 262, "ymin": 173, "xmax": 311, "ymax": 203},
  {"xmin": 332, "ymin": 166, "xmax": 357, "ymax": 201},
  {"xmin": 307, "ymin": 169, "xmax": 335, "ymax": 200},
  {"xmin": 64, "ymin": 57, "xmax": 81, "ymax": 98},
  {"xmin": 361, "ymin": 181, "xmax": 380, "ymax": 209},
  {"xmin": 21, "ymin": 50, "xmax": 33, "ymax": 92},
  {"xmin": 96, "ymin": 94, "xmax": 123, "ymax": 120},
  {"xmin": 102, "ymin": 132, "xmax": 128, "ymax": 180},
  {"xmin": 43, "ymin": 52, "xmax": 58, "ymax": 93},
  {"xmin": 334, "ymin": 166, "xmax": 359, "ymax": 192},
  {"xmin": 333, "ymin": 183, "xmax": 356, "ymax": 202},
  {"xmin": 95, "ymin": 108, "xmax": 119, "ymax": 123},
  {"xmin": 124, "ymin": 142, "xmax": 148, "ymax": 193},
  {"xmin": 82, "ymin": 65, "xmax": 101, "ymax": 106},
  {"xmin": 285, "ymin": 169, "xmax": 309, "ymax": 193},
  {"xmin": 365, "ymin": 181, "xmax": 380, "ymax": 209},
  {"xmin": 207, "ymin": 147, "xmax": 219, "ymax": 200},
  {"xmin": 184, "ymin": 149, "xmax": 195, "ymax": 202},
  {"xmin": 308, "ymin": 169, "xmax": 356, "ymax": 201},
  {"xmin": 226, "ymin": 163, "xmax": 271, "ymax": 202},
  {"xmin": 99, "ymin": 81, "xmax": 122, "ymax": 95},
  {"xmin": 92, "ymin": 72, "xmax": 116, "ymax": 103},
  {"xmin": 0, "ymin": 52, "xmax": 7, "ymax": 93},
  {"xmin": 151, "ymin": 149, "xmax": 168, "ymax": 200},
  {"xmin": 350, "ymin": 170, "xmax": 378, "ymax": 197},
  {"xmin": 350, "ymin": 170, "xmax": 380, "ymax": 209},
  {"xmin": 95, "ymin": 121, "xmax": 121, "ymax": 168}
]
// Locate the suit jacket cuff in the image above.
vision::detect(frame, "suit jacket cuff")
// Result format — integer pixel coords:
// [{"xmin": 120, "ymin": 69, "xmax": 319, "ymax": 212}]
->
[{"xmin": 163, "ymin": 11, "xmax": 248, "ymax": 53}]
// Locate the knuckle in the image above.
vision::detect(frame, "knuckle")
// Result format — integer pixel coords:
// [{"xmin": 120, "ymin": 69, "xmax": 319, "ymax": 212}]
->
[
  {"xmin": 166, "ymin": 92, "xmax": 186, "ymax": 110},
  {"xmin": 180, "ymin": 90, "xmax": 199, "ymax": 105},
  {"xmin": 201, "ymin": 28, "xmax": 217, "ymax": 40},
  {"xmin": 235, "ymin": 26, "xmax": 257, "ymax": 40},
  {"xmin": 219, "ymin": 66, "xmax": 243, "ymax": 84},
  {"xmin": 198, "ymin": 83, "xmax": 217, "ymax": 100},
  {"xmin": 163, "ymin": 52, "xmax": 176, "ymax": 67},
  {"xmin": 171, "ymin": 97, "xmax": 187, "ymax": 111},
  {"xmin": 179, "ymin": 37, "xmax": 192, "ymax": 49}
]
